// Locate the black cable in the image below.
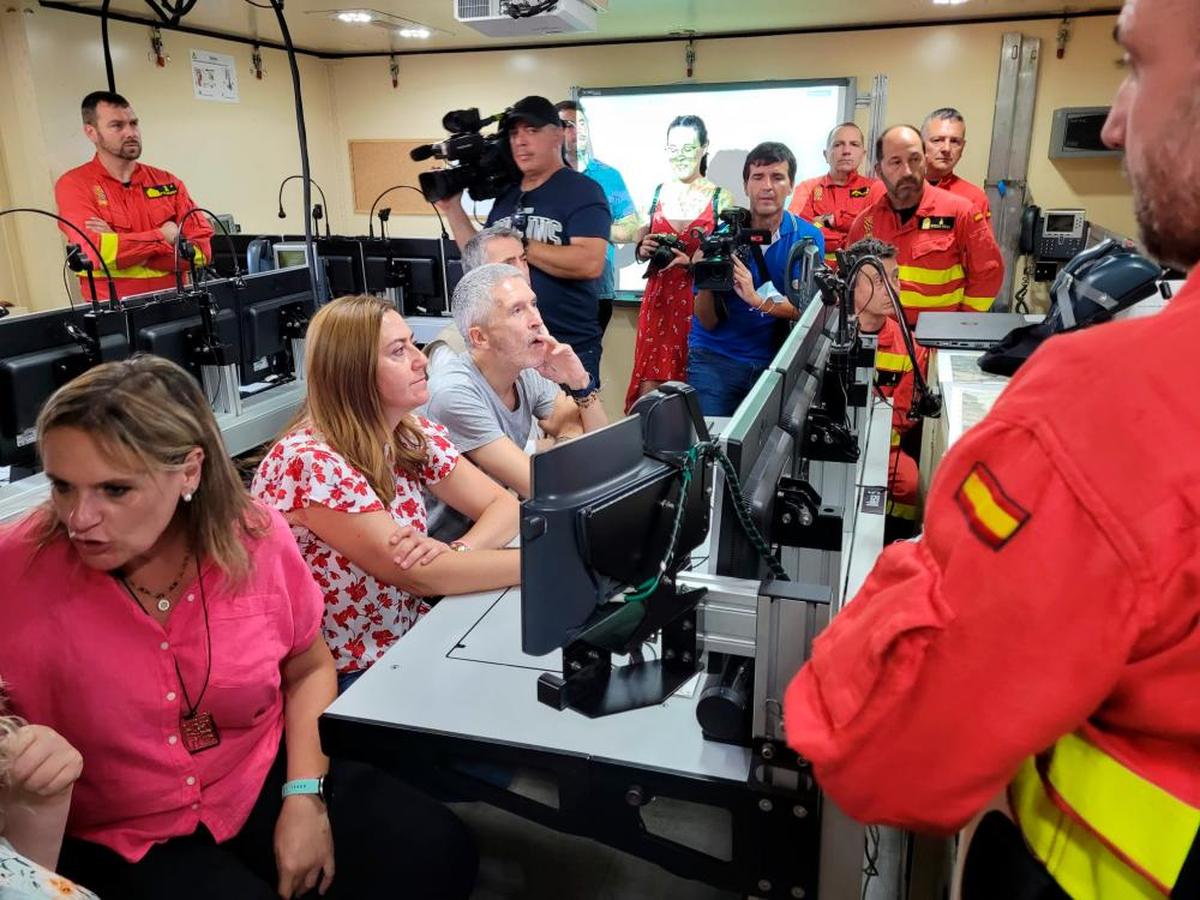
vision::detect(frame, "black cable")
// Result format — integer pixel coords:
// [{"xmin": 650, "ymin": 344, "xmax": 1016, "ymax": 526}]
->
[
  {"xmin": 101, "ymin": 0, "xmax": 116, "ymax": 91},
  {"xmin": 265, "ymin": 0, "xmax": 320, "ymax": 305},
  {"xmin": 861, "ymin": 824, "xmax": 881, "ymax": 900},
  {"xmin": 61, "ymin": 257, "xmax": 76, "ymax": 310},
  {"xmin": 0, "ymin": 207, "xmax": 119, "ymax": 308},
  {"xmin": 368, "ymin": 184, "xmax": 449, "ymax": 239},
  {"xmin": 277, "ymin": 175, "xmax": 331, "ymax": 238},
  {"xmin": 172, "ymin": 205, "xmax": 242, "ymax": 294}
]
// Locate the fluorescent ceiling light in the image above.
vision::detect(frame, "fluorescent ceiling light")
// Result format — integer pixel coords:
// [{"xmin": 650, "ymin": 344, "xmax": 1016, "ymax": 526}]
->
[
  {"xmin": 336, "ymin": 10, "xmax": 373, "ymax": 23},
  {"xmin": 932, "ymin": 0, "xmax": 969, "ymax": 4},
  {"xmin": 398, "ymin": 26, "xmax": 431, "ymax": 38}
]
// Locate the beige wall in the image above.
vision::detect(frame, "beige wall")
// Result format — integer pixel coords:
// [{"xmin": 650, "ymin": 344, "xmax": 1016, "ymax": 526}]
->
[
  {"xmin": 327, "ymin": 14, "xmax": 1131, "ymax": 240},
  {"xmin": 1, "ymin": 9, "xmax": 1130, "ymax": 318},
  {"xmin": 2, "ymin": 6, "xmax": 344, "ymax": 310}
]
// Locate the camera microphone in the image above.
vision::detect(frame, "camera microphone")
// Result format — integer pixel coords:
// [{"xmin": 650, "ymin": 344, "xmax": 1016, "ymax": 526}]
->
[{"xmin": 409, "ymin": 143, "xmax": 440, "ymax": 162}]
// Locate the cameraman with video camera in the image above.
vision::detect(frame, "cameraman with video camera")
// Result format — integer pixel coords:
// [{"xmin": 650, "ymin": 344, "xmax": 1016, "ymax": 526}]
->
[
  {"xmin": 433, "ymin": 96, "xmax": 611, "ymax": 393},
  {"xmin": 687, "ymin": 142, "xmax": 825, "ymax": 416}
]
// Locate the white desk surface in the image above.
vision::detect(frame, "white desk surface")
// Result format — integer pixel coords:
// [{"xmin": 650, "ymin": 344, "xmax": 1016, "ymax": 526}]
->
[{"xmin": 325, "ymin": 396, "xmax": 894, "ymax": 782}]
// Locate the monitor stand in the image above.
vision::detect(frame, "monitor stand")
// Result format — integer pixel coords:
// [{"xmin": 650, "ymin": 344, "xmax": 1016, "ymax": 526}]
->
[{"xmin": 535, "ymin": 579, "xmax": 706, "ymax": 718}]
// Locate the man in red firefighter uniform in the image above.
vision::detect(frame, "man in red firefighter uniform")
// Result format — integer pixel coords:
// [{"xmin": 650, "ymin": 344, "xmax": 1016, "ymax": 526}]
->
[
  {"xmin": 55, "ymin": 91, "xmax": 212, "ymax": 302},
  {"xmin": 784, "ymin": 0, "xmax": 1200, "ymax": 895},
  {"xmin": 923, "ymin": 107, "xmax": 991, "ymax": 218},
  {"xmin": 788, "ymin": 122, "xmax": 883, "ymax": 266},
  {"xmin": 847, "ymin": 125, "xmax": 1003, "ymax": 324},
  {"xmin": 846, "ymin": 237, "xmax": 928, "ymax": 526}
]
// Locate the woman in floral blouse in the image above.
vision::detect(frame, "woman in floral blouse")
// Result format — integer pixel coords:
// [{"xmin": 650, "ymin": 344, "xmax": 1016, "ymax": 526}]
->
[{"xmin": 253, "ymin": 295, "xmax": 520, "ymax": 690}]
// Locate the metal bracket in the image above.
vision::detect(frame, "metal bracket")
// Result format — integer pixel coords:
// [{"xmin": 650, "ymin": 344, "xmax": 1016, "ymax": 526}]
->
[
  {"xmin": 771, "ymin": 477, "xmax": 844, "ymax": 551},
  {"xmin": 802, "ymin": 409, "xmax": 860, "ymax": 464}
]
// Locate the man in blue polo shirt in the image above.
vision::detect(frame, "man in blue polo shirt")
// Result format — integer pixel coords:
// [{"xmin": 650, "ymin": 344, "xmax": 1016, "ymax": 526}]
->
[{"xmin": 688, "ymin": 141, "xmax": 825, "ymax": 416}]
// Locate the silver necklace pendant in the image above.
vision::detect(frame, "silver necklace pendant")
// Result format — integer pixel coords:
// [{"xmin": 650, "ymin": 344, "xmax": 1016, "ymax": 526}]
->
[{"xmin": 157, "ymin": 597, "xmax": 171, "ymax": 613}]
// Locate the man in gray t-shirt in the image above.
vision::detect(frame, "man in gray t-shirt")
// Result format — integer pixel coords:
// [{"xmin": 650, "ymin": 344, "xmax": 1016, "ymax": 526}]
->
[{"xmin": 423, "ymin": 262, "xmax": 608, "ymax": 541}]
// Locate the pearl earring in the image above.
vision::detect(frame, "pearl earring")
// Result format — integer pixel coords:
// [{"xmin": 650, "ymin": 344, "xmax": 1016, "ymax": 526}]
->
[{"xmin": 183, "ymin": 492, "xmax": 193, "ymax": 503}]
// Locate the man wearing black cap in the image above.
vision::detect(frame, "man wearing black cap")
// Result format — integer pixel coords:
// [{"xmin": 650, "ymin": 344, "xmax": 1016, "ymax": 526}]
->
[{"xmin": 435, "ymin": 95, "xmax": 611, "ymax": 395}]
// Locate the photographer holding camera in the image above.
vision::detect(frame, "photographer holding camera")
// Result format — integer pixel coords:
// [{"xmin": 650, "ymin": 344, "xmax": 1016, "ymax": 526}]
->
[
  {"xmin": 686, "ymin": 142, "xmax": 825, "ymax": 416},
  {"xmin": 434, "ymin": 96, "xmax": 611, "ymax": 392}
]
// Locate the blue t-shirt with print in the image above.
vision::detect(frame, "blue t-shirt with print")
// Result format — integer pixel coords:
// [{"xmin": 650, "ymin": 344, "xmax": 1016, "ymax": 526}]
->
[
  {"xmin": 582, "ymin": 157, "xmax": 635, "ymax": 299},
  {"xmin": 487, "ymin": 167, "xmax": 612, "ymax": 348},
  {"xmin": 688, "ymin": 211, "xmax": 826, "ymax": 366}
]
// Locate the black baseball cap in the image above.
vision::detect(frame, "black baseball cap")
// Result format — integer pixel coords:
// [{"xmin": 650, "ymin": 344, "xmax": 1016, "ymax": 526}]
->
[{"xmin": 502, "ymin": 95, "xmax": 562, "ymax": 130}]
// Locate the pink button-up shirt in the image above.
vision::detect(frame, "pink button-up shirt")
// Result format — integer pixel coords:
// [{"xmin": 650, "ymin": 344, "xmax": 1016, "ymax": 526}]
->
[{"xmin": 0, "ymin": 506, "xmax": 323, "ymax": 862}]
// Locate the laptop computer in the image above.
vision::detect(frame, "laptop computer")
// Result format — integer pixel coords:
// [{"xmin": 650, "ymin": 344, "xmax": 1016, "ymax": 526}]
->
[{"xmin": 914, "ymin": 312, "xmax": 1033, "ymax": 350}]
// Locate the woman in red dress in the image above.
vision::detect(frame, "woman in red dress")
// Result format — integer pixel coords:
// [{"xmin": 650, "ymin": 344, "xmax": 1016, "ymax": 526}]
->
[{"xmin": 625, "ymin": 115, "xmax": 733, "ymax": 413}]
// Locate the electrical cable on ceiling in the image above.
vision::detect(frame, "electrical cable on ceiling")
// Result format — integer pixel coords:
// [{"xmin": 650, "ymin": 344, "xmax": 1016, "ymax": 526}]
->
[{"xmin": 501, "ymin": 0, "xmax": 559, "ymax": 19}]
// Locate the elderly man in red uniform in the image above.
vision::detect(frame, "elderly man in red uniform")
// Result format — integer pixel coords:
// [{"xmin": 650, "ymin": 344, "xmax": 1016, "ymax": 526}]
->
[
  {"xmin": 846, "ymin": 125, "xmax": 1003, "ymax": 322},
  {"xmin": 788, "ymin": 122, "xmax": 882, "ymax": 265},
  {"xmin": 55, "ymin": 91, "xmax": 212, "ymax": 302},
  {"xmin": 785, "ymin": 0, "xmax": 1200, "ymax": 896},
  {"xmin": 923, "ymin": 107, "xmax": 991, "ymax": 218}
]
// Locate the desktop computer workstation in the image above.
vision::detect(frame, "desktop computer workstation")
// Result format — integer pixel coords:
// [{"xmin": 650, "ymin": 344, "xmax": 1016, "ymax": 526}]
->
[{"xmin": 0, "ymin": 268, "xmax": 319, "ymax": 516}]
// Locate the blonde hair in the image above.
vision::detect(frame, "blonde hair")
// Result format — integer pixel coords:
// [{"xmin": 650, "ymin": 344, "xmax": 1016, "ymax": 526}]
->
[
  {"xmin": 33, "ymin": 355, "xmax": 268, "ymax": 581},
  {"xmin": 287, "ymin": 295, "xmax": 427, "ymax": 505}
]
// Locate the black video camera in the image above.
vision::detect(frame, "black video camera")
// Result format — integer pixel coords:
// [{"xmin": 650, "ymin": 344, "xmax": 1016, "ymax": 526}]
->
[
  {"xmin": 411, "ymin": 108, "xmax": 520, "ymax": 204},
  {"xmin": 643, "ymin": 233, "xmax": 687, "ymax": 279},
  {"xmin": 692, "ymin": 207, "xmax": 771, "ymax": 293}
]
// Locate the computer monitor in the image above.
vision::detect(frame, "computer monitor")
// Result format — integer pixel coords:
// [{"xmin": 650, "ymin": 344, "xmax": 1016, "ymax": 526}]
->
[
  {"xmin": 207, "ymin": 234, "xmax": 283, "ymax": 279},
  {"xmin": 231, "ymin": 267, "xmax": 316, "ymax": 384},
  {"xmin": 520, "ymin": 387, "xmax": 712, "ymax": 659},
  {"xmin": 272, "ymin": 242, "xmax": 310, "ymax": 271},
  {"xmin": 772, "ymin": 300, "xmax": 833, "ymax": 453},
  {"xmin": 0, "ymin": 307, "xmax": 130, "ymax": 467},
  {"xmin": 125, "ymin": 284, "xmax": 240, "ymax": 386},
  {"xmin": 714, "ymin": 369, "xmax": 792, "ymax": 580},
  {"xmin": 361, "ymin": 237, "xmax": 457, "ymax": 317}
]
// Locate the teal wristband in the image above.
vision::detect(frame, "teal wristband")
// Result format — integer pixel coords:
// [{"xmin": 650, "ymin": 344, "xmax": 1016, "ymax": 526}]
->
[{"xmin": 282, "ymin": 776, "xmax": 327, "ymax": 802}]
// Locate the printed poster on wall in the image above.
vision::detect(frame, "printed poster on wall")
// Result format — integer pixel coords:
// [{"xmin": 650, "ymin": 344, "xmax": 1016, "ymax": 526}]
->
[{"xmin": 191, "ymin": 50, "xmax": 239, "ymax": 103}]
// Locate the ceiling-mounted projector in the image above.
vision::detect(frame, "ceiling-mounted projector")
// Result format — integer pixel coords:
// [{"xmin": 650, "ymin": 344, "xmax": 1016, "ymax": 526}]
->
[{"xmin": 454, "ymin": 0, "xmax": 605, "ymax": 38}]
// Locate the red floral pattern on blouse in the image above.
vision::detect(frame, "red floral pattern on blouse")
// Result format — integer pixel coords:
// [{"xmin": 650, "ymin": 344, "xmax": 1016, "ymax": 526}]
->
[{"xmin": 251, "ymin": 417, "xmax": 459, "ymax": 673}]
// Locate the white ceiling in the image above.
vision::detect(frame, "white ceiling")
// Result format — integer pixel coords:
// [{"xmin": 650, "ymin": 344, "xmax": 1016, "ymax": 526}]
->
[{"xmin": 47, "ymin": 0, "xmax": 1121, "ymax": 55}]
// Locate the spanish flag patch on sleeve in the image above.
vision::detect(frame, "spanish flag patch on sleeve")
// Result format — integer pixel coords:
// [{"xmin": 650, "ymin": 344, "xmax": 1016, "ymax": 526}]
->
[{"xmin": 954, "ymin": 463, "xmax": 1030, "ymax": 550}]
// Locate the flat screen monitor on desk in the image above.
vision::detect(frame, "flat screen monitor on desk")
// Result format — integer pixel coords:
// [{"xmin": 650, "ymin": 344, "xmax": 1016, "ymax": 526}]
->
[
  {"xmin": 522, "ymin": 383, "xmax": 710, "ymax": 635},
  {"xmin": 208, "ymin": 234, "xmax": 284, "ymax": 278},
  {"xmin": 361, "ymin": 237, "xmax": 458, "ymax": 317},
  {"xmin": 772, "ymin": 300, "xmax": 832, "ymax": 452},
  {"xmin": 520, "ymin": 386, "xmax": 713, "ymax": 716},
  {"xmin": 125, "ymin": 283, "xmax": 240, "ymax": 386},
  {"xmin": 715, "ymin": 369, "xmax": 791, "ymax": 580},
  {"xmin": 232, "ymin": 267, "xmax": 316, "ymax": 385},
  {"xmin": 0, "ymin": 308, "xmax": 130, "ymax": 467}
]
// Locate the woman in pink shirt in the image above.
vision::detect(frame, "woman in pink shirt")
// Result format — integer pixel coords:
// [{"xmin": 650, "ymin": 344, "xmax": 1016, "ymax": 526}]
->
[
  {"xmin": 0, "ymin": 356, "xmax": 476, "ymax": 899},
  {"xmin": 252, "ymin": 295, "xmax": 520, "ymax": 691}
]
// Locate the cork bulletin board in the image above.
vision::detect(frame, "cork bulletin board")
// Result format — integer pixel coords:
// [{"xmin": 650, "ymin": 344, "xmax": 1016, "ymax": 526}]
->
[{"xmin": 348, "ymin": 139, "xmax": 439, "ymax": 216}]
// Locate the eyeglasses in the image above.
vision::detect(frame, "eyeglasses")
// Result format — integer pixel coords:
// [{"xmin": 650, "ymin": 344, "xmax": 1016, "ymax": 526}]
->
[
  {"xmin": 665, "ymin": 144, "xmax": 700, "ymax": 155},
  {"xmin": 510, "ymin": 192, "xmax": 530, "ymax": 235}
]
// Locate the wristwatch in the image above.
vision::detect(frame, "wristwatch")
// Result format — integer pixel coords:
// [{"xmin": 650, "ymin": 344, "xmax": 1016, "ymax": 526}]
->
[{"xmin": 282, "ymin": 775, "xmax": 331, "ymax": 804}]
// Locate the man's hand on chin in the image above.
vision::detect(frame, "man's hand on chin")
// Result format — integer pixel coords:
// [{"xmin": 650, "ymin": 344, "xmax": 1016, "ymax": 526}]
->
[{"xmin": 532, "ymin": 332, "xmax": 589, "ymax": 391}]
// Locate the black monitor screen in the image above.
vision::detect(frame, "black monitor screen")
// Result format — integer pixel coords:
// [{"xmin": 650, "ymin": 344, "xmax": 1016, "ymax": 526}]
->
[
  {"xmin": 0, "ymin": 308, "xmax": 129, "ymax": 467},
  {"xmin": 231, "ymin": 268, "xmax": 316, "ymax": 384},
  {"xmin": 520, "ymin": 391, "xmax": 711, "ymax": 657},
  {"xmin": 127, "ymin": 289, "xmax": 239, "ymax": 385}
]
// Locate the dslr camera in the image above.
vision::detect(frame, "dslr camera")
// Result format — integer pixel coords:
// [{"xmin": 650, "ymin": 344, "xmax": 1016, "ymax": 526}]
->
[
  {"xmin": 642, "ymin": 233, "xmax": 688, "ymax": 278},
  {"xmin": 692, "ymin": 207, "xmax": 772, "ymax": 293},
  {"xmin": 411, "ymin": 108, "xmax": 520, "ymax": 204}
]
